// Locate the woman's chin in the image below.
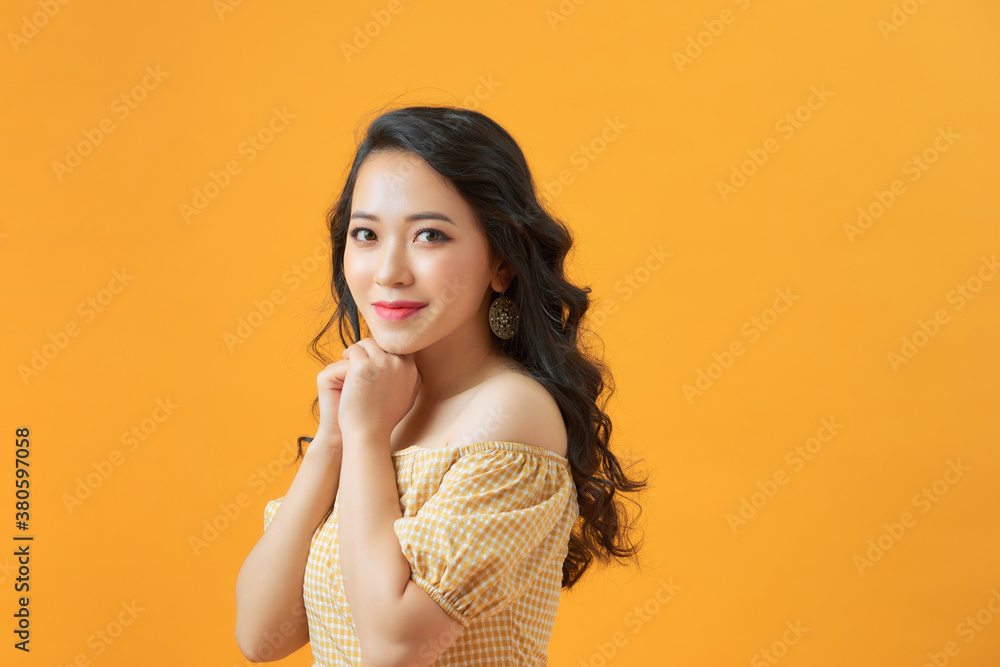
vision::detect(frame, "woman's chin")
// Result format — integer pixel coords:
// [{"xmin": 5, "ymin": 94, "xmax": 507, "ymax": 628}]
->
[{"xmin": 370, "ymin": 331, "xmax": 422, "ymax": 356}]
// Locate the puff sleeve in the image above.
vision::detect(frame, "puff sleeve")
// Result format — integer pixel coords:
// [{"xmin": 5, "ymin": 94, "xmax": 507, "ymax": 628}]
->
[
  {"xmin": 393, "ymin": 447, "xmax": 576, "ymax": 628},
  {"xmin": 263, "ymin": 496, "xmax": 283, "ymax": 532}
]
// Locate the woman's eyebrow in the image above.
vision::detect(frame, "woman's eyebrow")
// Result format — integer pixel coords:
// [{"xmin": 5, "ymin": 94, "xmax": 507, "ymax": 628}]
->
[{"xmin": 350, "ymin": 211, "xmax": 457, "ymax": 227}]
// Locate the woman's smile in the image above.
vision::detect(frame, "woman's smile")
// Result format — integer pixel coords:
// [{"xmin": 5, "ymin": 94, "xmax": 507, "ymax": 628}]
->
[{"xmin": 373, "ymin": 303, "xmax": 427, "ymax": 321}]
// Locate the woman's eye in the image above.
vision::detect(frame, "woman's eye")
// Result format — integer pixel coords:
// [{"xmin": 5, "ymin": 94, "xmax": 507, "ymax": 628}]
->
[
  {"xmin": 417, "ymin": 228, "xmax": 447, "ymax": 242},
  {"xmin": 349, "ymin": 227, "xmax": 375, "ymax": 242}
]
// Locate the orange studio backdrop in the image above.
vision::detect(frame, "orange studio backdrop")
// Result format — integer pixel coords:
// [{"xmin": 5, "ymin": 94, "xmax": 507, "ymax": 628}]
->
[{"xmin": 2, "ymin": 0, "xmax": 999, "ymax": 665}]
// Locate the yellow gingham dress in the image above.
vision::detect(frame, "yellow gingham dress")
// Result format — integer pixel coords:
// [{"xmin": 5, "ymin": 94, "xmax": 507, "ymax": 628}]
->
[{"xmin": 263, "ymin": 440, "xmax": 579, "ymax": 666}]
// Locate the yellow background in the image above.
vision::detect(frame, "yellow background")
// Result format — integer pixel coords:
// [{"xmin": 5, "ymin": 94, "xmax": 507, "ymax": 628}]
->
[{"xmin": 3, "ymin": 0, "xmax": 999, "ymax": 665}]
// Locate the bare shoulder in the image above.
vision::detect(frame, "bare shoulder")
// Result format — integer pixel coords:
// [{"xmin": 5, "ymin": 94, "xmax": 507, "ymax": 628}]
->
[{"xmin": 448, "ymin": 368, "xmax": 568, "ymax": 458}]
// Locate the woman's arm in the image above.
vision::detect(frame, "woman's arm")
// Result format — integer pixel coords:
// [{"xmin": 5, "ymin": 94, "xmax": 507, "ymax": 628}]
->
[
  {"xmin": 337, "ymin": 434, "xmax": 464, "ymax": 667},
  {"xmin": 234, "ymin": 435, "xmax": 342, "ymax": 662}
]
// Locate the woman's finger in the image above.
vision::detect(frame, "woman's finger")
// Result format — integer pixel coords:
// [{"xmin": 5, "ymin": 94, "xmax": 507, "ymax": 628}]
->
[{"xmin": 351, "ymin": 336, "xmax": 382, "ymax": 362}]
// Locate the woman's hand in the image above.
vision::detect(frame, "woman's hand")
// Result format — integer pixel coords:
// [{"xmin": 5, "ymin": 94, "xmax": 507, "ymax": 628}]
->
[
  {"xmin": 338, "ymin": 337, "xmax": 422, "ymax": 447},
  {"xmin": 314, "ymin": 360, "xmax": 350, "ymax": 449}
]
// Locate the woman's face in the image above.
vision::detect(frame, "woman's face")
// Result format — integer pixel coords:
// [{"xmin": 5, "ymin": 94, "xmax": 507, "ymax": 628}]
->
[{"xmin": 344, "ymin": 150, "xmax": 502, "ymax": 355}]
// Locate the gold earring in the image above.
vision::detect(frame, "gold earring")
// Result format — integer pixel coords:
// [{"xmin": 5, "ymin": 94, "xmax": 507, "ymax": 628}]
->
[{"xmin": 489, "ymin": 288, "xmax": 518, "ymax": 339}]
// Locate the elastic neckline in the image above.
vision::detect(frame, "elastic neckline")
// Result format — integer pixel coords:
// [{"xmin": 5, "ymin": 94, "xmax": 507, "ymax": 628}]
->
[{"xmin": 391, "ymin": 440, "xmax": 570, "ymax": 465}]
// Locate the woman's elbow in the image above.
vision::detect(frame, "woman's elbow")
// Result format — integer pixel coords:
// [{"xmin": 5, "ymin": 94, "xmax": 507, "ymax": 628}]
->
[
  {"xmin": 234, "ymin": 611, "xmax": 266, "ymax": 662},
  {"xmin": 235, "ymin": 624, "xmax": 307, "ymax": 663},
  {"xmin": 235, "ymin": 630, "xmax": 264, "ymax": 663}
]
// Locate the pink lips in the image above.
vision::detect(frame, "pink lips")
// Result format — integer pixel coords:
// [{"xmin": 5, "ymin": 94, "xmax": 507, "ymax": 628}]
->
[{"xmin": 373, "ymin": 301, "xmax": 427, "ymax": 321}]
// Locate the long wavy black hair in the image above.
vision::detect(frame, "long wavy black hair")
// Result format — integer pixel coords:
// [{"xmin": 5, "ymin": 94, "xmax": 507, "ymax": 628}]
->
[{"xmin": 290, "ymin": 104, "xmax": 649, "ymax": 590}]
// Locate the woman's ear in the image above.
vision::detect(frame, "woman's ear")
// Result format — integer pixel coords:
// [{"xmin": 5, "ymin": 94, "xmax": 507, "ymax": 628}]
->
[{"xmin": 492, "ymin": 265, "xmax": 516, "ymax": 292}]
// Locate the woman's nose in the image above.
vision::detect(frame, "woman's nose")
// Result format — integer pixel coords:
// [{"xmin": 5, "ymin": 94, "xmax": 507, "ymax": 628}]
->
[{"xmin": 374, "ymin": 241, "xmax": 412, "ymax": 286}]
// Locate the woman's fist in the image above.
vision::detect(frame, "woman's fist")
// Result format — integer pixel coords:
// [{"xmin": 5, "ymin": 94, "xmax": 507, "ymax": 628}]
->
[{"xmin": 338, "ymin": 337, "xmax": 421, "ymax": 447}]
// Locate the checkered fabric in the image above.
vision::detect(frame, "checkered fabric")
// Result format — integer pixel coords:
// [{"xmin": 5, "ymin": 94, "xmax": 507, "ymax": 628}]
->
[{"xmin": 263, "ymin": 441, "xmax": 579, "ymax": 666}]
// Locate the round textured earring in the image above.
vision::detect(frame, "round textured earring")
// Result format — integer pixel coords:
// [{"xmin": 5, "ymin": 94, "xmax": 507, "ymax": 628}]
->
[{"xmin": 488, "ymin": 288, "xmax": 518, "ymax": 339}]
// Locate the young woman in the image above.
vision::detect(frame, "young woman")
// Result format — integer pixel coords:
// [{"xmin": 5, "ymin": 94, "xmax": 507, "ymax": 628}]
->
[{"xmin": 235, "ymin": 105, "xmax": 648, "ymax": 666}]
